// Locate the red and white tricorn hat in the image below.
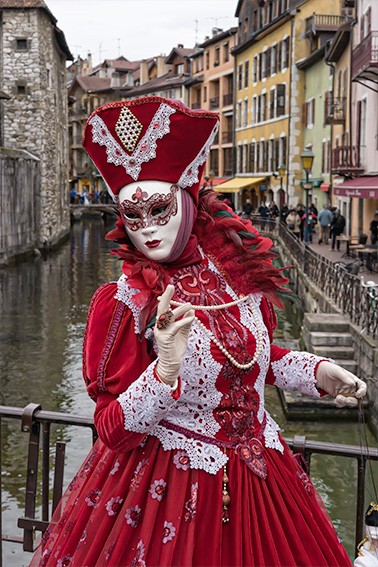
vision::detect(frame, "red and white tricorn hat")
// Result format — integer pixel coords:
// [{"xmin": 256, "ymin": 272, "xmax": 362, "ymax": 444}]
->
[{"xmin": 82, "ymin": 96, "xmax": 219, "ymax": 204}]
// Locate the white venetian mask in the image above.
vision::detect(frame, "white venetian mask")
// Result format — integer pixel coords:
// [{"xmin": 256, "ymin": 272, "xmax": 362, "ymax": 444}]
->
[{"xmin": 118, "ymin": 180, "xmax": 183, "ymax": 262}]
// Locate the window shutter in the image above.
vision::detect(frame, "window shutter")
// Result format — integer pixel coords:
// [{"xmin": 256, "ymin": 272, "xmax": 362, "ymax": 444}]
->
[
  {"xmin": 259, "ymin": 53, "xmax": 263, "ymax": 81},
  {"xmin": 360, "ymin": 15, "xmax": 364, "ymax": 40},
  {"xmin": 270, "ymin": 89, "xmax": 275, "ymax": 119},
  {"xmin": 282, "ymin": 136, "xmax": 287, "ymax": 166},
  {"xmin": 367, "ymin": 7, "xmax": 371, "ymax": 34},
  {"xmin": 263, "ymin": 141, "xmax": 269, "ymax": 172},
  {"xmin": 256, "ymin": 142, "xmax": 261, "ymax": 171},
  {"xmin": 312, "ymin": 98, "xmax": 315, "ymax": 124},
  {"xmin": 250, "ymin": 143, "xmax": 256, "ymax": 173},
  {"xmin": 277, "ymin": 41, "xmax": 282, "ymax": 72},
  {"xmin": 266, "ymin": 48, "xmax": 271, "ymax": 77},
  {"xmin": 277, "ymin": 84, "xmax": 286, "ymax": 116},
  {"xmin": 302, "ymin": 102, "xmax": 307, "ymax": 126},
  {"xmin": 324, "ymin": 91, "xmax": 331, "ymax": 124},
  {"xmin": 275, "ymin": 139, "xmax": 280, "ymax": 169},
  {"xmin": 284, "ymin": 37, "xmax": 290, "ymax": 68}
]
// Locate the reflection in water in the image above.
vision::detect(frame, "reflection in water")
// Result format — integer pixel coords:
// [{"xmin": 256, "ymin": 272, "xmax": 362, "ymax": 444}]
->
[{"xmin": 0, "ymin": 218, "xmax": 376, "ymax": 564}]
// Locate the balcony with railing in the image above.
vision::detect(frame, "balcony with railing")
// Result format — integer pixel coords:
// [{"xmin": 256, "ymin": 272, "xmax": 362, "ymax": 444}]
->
[
  {"xmin": 331, "ymin": 145, "xmax": 364, "ymax": 175},
  {"xmin": 305, "ymin": 14, "xmax": 349, "ymax": 36},
  {"xmin": 223, "ymin": 93, "xmax": 233, "ymax": 106},
  {"xmin": 352, "ymin": 31, "xmax": 378, "ymax": 83}
]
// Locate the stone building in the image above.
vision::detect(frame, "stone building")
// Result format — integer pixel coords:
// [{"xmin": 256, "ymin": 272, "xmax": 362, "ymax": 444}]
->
[{"xmin": 0, "ymin": 0, "xmax": 72, "ymax": 254}]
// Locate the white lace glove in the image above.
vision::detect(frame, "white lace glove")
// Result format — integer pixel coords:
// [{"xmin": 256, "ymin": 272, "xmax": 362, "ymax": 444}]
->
[
  {"xmin": 316, "ymin": 361, "xmax": 367, "ymax": 408},
  {"xmin": 155, "ymin": 284, "xmax": 194, "ymax": 387}
]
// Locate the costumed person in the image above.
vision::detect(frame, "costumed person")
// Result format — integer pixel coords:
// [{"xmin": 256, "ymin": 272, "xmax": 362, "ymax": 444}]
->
[
  {"xmin": 355, "ymin": 502, "xmax": 378, "ymax": 566},
  {"xmin": 32, "ymin": 97, "xmax": 367, "ymax": 567}
]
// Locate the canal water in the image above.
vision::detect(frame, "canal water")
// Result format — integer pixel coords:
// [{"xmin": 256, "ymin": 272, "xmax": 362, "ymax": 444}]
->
[{"xmin": 0, "ymin": 218, "xmax": 377, "ymax": 565}]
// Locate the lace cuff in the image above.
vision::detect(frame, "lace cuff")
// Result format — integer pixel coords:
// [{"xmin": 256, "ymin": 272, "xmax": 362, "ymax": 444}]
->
[
  {"xmin": 270, "ymin": 351, "xmax": 331, "ymax": 397},
  {"xmin": 117, "ymin": 361, "xmax": 180, "ymax": 434}
]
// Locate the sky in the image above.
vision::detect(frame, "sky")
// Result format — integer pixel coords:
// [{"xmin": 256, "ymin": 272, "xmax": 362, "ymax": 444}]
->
[{"xmin": 46, "ymin": 0, "xmax": 238, "ymax": 65}]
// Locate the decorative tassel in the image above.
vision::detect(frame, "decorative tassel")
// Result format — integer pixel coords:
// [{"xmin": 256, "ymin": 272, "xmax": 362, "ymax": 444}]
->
[{"xmin": 222, "ymin": 453, "xmax": 230, "ymax": 524}]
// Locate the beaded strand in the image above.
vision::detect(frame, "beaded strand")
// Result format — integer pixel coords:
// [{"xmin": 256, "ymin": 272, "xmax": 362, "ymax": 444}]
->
[{"xmin": 171, "ymin": 296, "xmax": 264, "ymax": 371}]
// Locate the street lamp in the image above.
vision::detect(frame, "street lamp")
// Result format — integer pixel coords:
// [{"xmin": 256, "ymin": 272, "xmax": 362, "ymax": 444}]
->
[
  {"xmin": 300, "ymin": 148, "xmax": 315, "ymax": 243},
  {"xmin": 278, "ymin": 163, "xmax": 286, "ymax": 213}
]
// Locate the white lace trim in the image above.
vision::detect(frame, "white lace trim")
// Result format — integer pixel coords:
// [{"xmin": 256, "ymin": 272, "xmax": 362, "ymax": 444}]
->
[
  {"xmin": 206, "ymin": 259, "xmax": 271, "ymax": 425},
  {"xmin": 264, "ymin": 413, "xmax": 284, "ymax": 453},
  {"xmin": 271, "ymin": 351, "xmax": 326, "ymax": 397},
  {"xmin": 178, "ymin": 122, "xmax": 219, "ymax": 188},
  {"xmin": 89, "ymin": 103, "xmax": 176, "ymax": 181},
  {"xmin": 117, "ymin": 361, "xmax": 179, "ymax": 433},
  {"xmin": 114, "ymin": 274, "xmax": 142, "ymax": 335}
]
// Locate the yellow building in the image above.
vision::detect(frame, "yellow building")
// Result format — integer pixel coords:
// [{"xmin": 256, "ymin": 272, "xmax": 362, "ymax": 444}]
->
[{"xmin": 233, "ymin": 0, "xmax": 346, "ymax": 211}]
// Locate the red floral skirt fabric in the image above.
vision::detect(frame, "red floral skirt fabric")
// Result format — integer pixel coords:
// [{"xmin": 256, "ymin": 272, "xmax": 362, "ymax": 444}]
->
[{"xmin": 31, "ymin": 436, "xmax": 351, "ymax": 566}]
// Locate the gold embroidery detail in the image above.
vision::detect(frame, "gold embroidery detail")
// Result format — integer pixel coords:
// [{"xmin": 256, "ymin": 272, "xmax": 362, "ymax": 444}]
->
[{"xmin": 115, "ymin": 108, "xmax": 143, "ymax": 153}]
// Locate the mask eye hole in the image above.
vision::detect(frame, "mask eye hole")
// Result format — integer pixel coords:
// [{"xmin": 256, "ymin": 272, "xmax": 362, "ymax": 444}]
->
[
  {"xmin": 123, "ymin": 211, "xmax": 140, "ymax": 220},
  {"xmin": 151, "ymin": 205, "xmax": 168, "ymax": 216}
]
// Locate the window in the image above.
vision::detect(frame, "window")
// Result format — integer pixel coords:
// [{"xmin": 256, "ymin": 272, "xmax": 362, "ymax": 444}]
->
[
  {"xmin": 210, "ymin": 149, "xmax": 219, "ymax": 176},
  {"xmin": 177, "ymin": 64, "xmax": 184, "ymax": 74},
  {"xmin": 252, "ymin": 96, "xmax": 257, "ymax": 124},
  {"xmin": 237, "ymin": 145, "xmax": 242, "ymax": 173},
  {"xmin": 283, "ymin": 37, "xmax": 290, "ymax": 68},
  {"xmin": 242, "ymin": 144, "xmax": 248, "ymax": 172},
  {"xmin": 253, "ymin": 56, "xmax": 258, "ymax": 83},
  {"xmin": 262, "ymin": 51, "xmax": 267, "ymax": 79},
  {"xmin": 17, "ymin": 84, "xmax": 27, "ymax": 95},
  {"xmin": 206, "ymin": 51, "xmax": 210, "ymax": 70},
  {"xmin": 244, "ymin": 60, "xmax": 249, "ymax": 88},
  {"xmin": 223, "ymin": 43, "xmax": 229, "ymax": 63},
  {"xmin": 238, "ymin": 64, "xmax": 243, "ymax": 90},
  {"xmin": 223, "ymin": 147, "xmax": 233, "ymax": 176},
  {"xmin": 276, "ymin": 84, "xmax": 286, "ymax": 116},
  {"xmin": 16, "ymin": 38, "xmax": 28, "ymax": 50},
  {"xmin": 214, "ymin": 47, "xmax": 220, "ymax": 67},
  {"xmin": 204, "ymin": 86, "xmax": 207, "ymax": 102}
]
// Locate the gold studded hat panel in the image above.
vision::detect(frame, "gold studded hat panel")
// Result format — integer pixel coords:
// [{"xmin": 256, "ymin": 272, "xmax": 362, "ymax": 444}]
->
[{"xmin": 82, "ymin": 96, "xmax": 219, "ymax": 203}]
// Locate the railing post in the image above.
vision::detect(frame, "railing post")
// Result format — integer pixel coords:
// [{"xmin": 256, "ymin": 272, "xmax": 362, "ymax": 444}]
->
[
  {"xmin": 355, "ymin": 455, "xmax": 367, "ymax": 555},
  {"xmin": 20, "ymin": 403, "xmax": 41, "ymax": 552}
]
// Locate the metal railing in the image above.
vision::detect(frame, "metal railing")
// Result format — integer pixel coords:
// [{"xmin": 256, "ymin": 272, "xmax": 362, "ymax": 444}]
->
[
  {"xmin": 0, "ymin": 403, "xmax": 376, "ymax": 564},
  {"xmin": 352, "ymin": 31, "xmax": 378, "ymax": 80},
  {"xmin": 250, "ymin": 217, "xmax": 378, "ymax": 339}
]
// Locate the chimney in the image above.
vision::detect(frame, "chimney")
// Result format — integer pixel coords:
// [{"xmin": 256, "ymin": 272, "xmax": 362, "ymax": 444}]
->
[
  {"xmin": 139, "ymin": 60, "xmax": 149, "ymax": 84},
  {"xmin": 86, "ymin": 52, "xmax": 93, "ymax": 75},
  {"xmin": 177, "ymin": 43, "xmax": 184, "ymax": 48},
  {"xmin": 156, "ymin": 55, "xmax": 168, "ymax": 77},
  {"xmin": 111, "ymin": 72, "xmax": 120, "ymax": 87}
]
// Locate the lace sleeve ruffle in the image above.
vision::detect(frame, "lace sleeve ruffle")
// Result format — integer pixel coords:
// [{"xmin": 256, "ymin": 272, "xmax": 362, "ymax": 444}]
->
[
  {"xmin": 270, "ymin": 351, "xmax": 330, "ymax": 397},
  {"xmin": 117, "ymin": 361, "xmax": 181, "ymax": 434}
]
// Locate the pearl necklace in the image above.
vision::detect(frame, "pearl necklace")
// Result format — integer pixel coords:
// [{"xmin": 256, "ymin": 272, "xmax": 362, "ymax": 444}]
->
[{"xmin": 171, "ymin": 296, "xmax": 265, "ymax": 370}]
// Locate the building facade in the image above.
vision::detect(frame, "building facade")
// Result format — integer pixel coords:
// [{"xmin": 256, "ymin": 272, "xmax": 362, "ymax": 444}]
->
[
  {"xmin": 188, "ymin": 27, "xmax": 237, "ymax": 190},
  {"xmin": 233, "ymin": 0, "xmax": 348, "ymax": 211},
  {"xmin": 0, "ymin": 0, "xmax": 72, "ymax": 249},
  {"xmin": 332, "ymin": 0, "xmax": 378, "ymax": 239}
]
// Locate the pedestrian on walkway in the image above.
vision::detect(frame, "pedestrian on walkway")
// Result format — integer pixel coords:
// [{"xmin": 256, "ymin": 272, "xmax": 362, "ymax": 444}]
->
[
  {"xmin": 330, "ymin": 209, "xmax": 346, "ymax": 251},
  {"xmin": 317, "ymin": 205, "xmax": 333, "ymax": 245},
  {"xmin": 370, "ymin": 212, "xmax": 378, "ymax": 246},
  {"xmin": 286, "ymin": 208, "xmax": 301, "ymax": 238}
]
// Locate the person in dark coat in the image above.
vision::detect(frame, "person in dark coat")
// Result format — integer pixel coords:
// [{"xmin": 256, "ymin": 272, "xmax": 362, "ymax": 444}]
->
[
  {"xmin": 370, "ymin": 212, "xmax": 378, "ymax": 246},
  {"xmin": 330, "ymin": 210, "xmax": 346, "ymax": 251}
]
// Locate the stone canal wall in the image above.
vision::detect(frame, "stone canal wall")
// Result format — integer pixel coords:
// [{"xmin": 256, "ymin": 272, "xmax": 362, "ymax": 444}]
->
[
  {"xmin": 278, "ymin": 237, "xmax": 378, "ymax": 436},
  {"xmin": 0, "ymin": 7, "xmax": 70, "ymax": 252},
  {"xmin": 0, "ymin": 149, "xmax": 40, "ymax": 264}
]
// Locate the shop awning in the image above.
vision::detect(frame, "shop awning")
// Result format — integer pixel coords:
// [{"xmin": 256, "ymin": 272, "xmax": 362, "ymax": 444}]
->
[
  {"xmin": 320, "ymin": 183, "xmax": 330, "ymax": 191},
  {"xmin": 215, "ymin": 177, "xmax": 266, "ymax": 193},
  {"xmin": 334, "ymin": 176, "xmax": 378, "ymax": 199}
]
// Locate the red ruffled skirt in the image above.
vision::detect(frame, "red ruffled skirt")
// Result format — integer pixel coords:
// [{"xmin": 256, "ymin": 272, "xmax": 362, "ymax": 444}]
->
[{"xmin": 31, "ymin": 436, "xmax": 351, "ymax": 566}]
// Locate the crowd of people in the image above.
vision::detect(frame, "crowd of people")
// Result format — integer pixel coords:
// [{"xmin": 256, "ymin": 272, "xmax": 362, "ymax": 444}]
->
[
  {"xmin": 70, "ymin": 187, "xmax": 113, "ymax": 205},
  {"xmin": 240, "ymin": 199, "xmax": 347, "ymax": 249}
]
